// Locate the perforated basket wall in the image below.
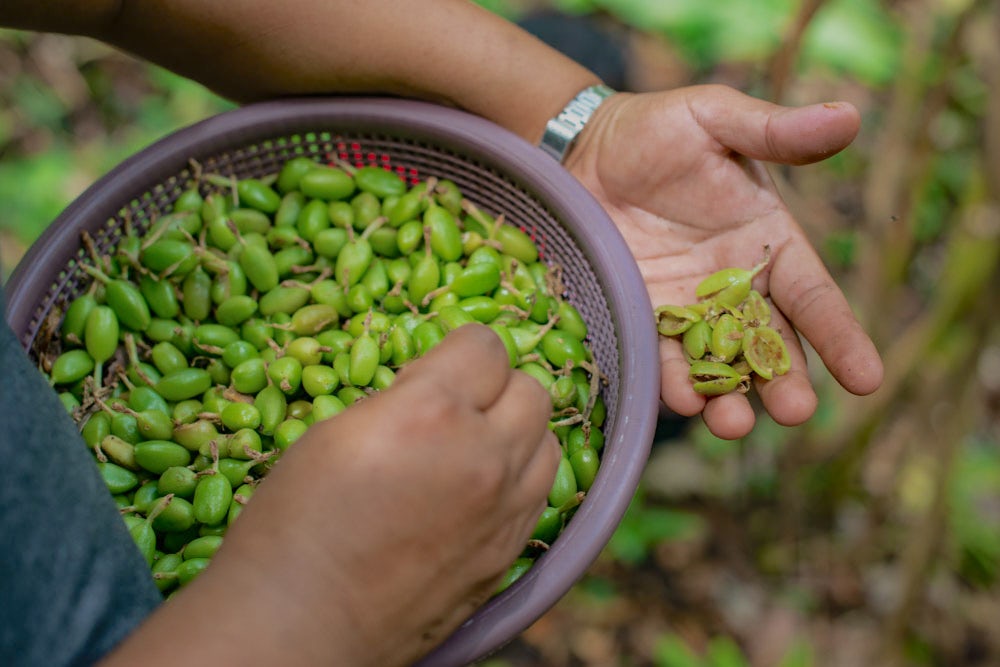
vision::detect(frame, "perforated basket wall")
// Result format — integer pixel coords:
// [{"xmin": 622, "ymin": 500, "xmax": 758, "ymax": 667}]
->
[{"xmin": 3, "ymin": 97, "xmax": 659, "ymax": 666}]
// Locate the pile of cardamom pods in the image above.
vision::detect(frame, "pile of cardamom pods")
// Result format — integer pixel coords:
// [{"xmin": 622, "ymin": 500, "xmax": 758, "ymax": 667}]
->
[{"xmin": 654, "ymin": 247, "xmax": 791, "ymax": 395}]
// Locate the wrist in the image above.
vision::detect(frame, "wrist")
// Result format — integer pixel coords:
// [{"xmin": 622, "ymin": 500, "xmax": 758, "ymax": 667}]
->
[{"xmin": 538, "ymin": 84, "xmax": 617, "ymax": 163}]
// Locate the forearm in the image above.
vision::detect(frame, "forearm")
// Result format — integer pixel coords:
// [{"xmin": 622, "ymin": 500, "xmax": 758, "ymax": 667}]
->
[{"xmin": 0, "ymin": 0, "xmax": 601, "ymax": 143}]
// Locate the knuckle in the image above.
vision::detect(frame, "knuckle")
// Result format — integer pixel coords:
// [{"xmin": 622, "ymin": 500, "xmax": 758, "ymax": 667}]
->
[
  {"xmin": 509, "ymin": 372, "xmax": 552, "ymax": 424},
  {"xmin": 432, "ymin": 387, "xmax": 466, "ymax": 416},
  {"xmin": 462, "ymin": 461, "xmax": 508, "ymax": 508},
  {"xmin": 406, "ymin": 388, "xmax": 463, "ymax": 430}
]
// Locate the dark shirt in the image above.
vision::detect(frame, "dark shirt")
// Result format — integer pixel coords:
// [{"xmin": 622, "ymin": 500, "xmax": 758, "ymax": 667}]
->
[{"xmin": 1, "ymin": 289, "xmax": 161, "ymax": 666}]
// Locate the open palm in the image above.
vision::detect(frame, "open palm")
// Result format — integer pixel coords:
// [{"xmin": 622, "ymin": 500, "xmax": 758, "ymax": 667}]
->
[{"xmin": 566, "ymin": 85, "xmax": 884, "ymax": 439}]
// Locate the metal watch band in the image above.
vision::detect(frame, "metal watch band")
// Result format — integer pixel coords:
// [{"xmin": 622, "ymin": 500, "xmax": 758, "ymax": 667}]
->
[{"xmin": 539, "ymin": 84, "xmax": 617, "ymax": 163}]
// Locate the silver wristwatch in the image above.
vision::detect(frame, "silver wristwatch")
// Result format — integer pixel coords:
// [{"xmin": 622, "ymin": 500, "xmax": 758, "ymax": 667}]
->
[{"xmin": 539, "ymin": 84, "xmax": 617, "ymax": 163}]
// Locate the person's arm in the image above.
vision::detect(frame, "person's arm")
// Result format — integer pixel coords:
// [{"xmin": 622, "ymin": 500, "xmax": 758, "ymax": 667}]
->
[{"xmin": 0, "ymin": 0, "xmax": 599, "ymax": 144}]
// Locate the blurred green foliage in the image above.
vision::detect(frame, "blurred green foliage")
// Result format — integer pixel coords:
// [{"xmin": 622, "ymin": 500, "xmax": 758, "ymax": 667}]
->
[
  {"xmin": 605, "ymin": 487, "xmax": 706, "ymax": 565},
  {"xmin": 654, "ymin": 634, "xmax": 747, "ymax": 667},
  {"xmin": 0, "ymin": 30, "xmax": 231, "ymax": 276},
  {"xmin": 949, "ymin": 437, "xmax": 1000, "ymax": 586},
  {"xmin": 797, "ymin": 0, "xmax": 901, "ymax": 84},
  {"xmin": 484, "ymin": 0, "xmax": 901, "ymax": 83},
  {"xmin": 654, "ymin": 633, "xmax": 815, "ymax": 667}
]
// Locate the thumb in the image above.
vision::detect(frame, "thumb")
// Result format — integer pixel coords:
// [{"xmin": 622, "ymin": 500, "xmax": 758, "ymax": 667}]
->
[
  {"xmin": 391, "ymin": 323, "xmax": 511, "ymax": 411},
  {"xmin": 691, "ymin": 86, "xmax": 861, "ymax": 166}
]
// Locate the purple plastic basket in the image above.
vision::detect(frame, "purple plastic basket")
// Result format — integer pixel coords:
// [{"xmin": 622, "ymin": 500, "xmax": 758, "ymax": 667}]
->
[{"xmin": 3, "ymin": 97, "xmax": 659, "ymax": 666}]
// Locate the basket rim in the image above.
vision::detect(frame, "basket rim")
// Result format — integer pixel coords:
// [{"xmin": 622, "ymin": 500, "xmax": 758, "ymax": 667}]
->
[{"xmin": 3, "ymin": 96, "xmax": 659, "ymax": 667}]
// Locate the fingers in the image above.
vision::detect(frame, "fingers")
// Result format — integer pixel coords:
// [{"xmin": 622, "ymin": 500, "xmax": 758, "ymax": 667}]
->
[
  {"xmin": 390, "ymin": 322, "xmax": 557, "ymax": 495},
  {"xmin": 754, "ymin": 306, "xmax": 819, "ymax": 427},
  {"xmin": 701, "ymin": 392, "xmax": 756, "ymax": 440},
  {"xmin": 485, "ymin": 366, "xmax": 560, "ymax": 469},
  {"xmin": 769, "ymin": 241, "xmax": 884, "ymax": 397},
  {"xmin": 690, "ymin": 85, "xmax": 861, "ymax": 166},
  {"xmin": 393, "ymin": 322, "xmax": 512, "ymax": 411},
  {"xmin": 658, "ymin": 295, "xmax": 820, "ymax": 438},
  {"xmin": 659, "ymin": 336, "xmax": 705, "ymax": 418},
  {"xmin": 660, "ymin": 336, "xmax": 757, "ymax": 439},
  {"xmin": 512, "ymin": 429, "xmax": 562, "ymax": 516}
]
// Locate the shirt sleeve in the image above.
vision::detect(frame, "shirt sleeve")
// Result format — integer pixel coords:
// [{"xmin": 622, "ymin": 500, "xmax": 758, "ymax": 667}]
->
[{"xmin": 0, "ymin": 289, "xmax": 162, "ymax": 667}]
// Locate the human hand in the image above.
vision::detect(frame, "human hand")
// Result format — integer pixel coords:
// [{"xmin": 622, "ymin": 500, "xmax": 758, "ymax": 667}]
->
[
  {"xmin": 223, "ymin": 323, "xmax": 560, "ymax": 665},
  {"xmin": 105, "ymin": 324, "xmax": 560, "ymax": 667},
  {"xmin": 565, "ymin": 85, "xmax": 884, "ymax": 439}
]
